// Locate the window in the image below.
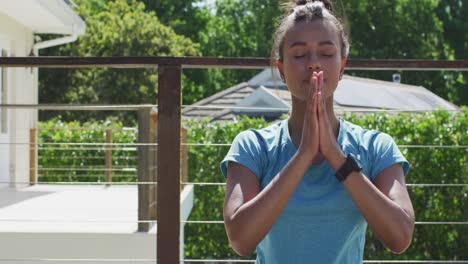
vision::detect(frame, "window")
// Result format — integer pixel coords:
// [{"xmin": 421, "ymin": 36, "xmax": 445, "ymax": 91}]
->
[{"xmin": 0, "ymin": 49, "xmax": 7, "ymax": 133}]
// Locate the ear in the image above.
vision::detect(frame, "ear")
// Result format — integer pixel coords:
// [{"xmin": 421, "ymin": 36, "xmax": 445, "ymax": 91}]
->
[
  {"xmin": 340, "ymin": 57, "xmax": 347, "ymax": 76},
  {"xmin": 276, "ymin": 60, "xmax": 285, "ymax": 80}
]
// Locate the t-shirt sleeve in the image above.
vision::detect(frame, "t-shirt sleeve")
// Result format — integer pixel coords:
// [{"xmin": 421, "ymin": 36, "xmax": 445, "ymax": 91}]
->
[
  {"xmin": 369, "ymin": 132, "xmax": 410, "ymax": 181},
  {"xmin": 220, "ymin": 130, "xmax": 265, "ymax": 180}
]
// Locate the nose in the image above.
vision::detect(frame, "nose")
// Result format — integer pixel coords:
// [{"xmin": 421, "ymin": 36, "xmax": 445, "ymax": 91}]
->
[{"xmin": 307, "ymin": 55, "xmax": 321, "ymax": 72}]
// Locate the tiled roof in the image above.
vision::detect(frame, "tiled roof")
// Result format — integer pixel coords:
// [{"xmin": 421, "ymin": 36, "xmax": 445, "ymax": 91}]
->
[{"xmin": 183, "ymin": 69, "xmax": 458, "ymax": 122}]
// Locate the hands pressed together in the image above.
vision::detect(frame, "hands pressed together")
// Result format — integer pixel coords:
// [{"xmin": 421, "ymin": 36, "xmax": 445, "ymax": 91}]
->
[{"xmin": 298, "ymin": 71, "xmax": 344, "ymax": 166}]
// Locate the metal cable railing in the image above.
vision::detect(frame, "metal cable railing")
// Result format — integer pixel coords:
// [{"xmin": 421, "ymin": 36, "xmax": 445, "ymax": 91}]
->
[
  {"xmin": 2, "ymin": 142, "xmax": 467, "ymax": 148},
  {"xmin": 1, "ymin": 219, "xmax": 467, "ymax": 225},
  {"xmin": 0, "ymin": 259, "xmax": 467, "ymax": 263},
  {"xmin": 2, "ymin": 181, "xmax": 467, "ymax": 187}
]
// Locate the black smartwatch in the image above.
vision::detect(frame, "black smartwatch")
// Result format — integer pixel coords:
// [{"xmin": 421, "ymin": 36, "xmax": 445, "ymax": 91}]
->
[{"xmin": 335, "ymin": 154, "xmax": 362, "ymax": 182}]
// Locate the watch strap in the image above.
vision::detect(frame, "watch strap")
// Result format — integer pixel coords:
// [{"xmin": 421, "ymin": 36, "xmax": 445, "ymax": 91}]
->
[{"xmin": 335, "ymin": 154, "xmax": 362, "ymax": 182}]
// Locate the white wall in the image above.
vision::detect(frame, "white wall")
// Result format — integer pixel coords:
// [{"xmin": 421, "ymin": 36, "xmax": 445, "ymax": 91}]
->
[{"xmin": 0, "ymin": 13, "xmax": 36, "ymax": 188}]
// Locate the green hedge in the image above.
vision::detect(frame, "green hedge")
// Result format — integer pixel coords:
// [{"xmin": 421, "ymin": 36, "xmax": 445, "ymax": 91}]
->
[
  {"xmin": 38, "ymin": 119, "xmax": 137, "ymax": 183},
  {"xmin": 38, "ymin": 108, "xmax": 467, "ymax": 261}
]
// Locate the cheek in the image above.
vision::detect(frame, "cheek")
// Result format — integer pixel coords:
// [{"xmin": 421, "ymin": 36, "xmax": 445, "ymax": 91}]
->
[{"xmin": 284, "ymin": 60, "xmax": 305, "ymax": 78}]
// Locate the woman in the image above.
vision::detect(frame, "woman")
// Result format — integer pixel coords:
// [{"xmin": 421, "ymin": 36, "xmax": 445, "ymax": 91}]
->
[{"xmin": 220, "ymin": 0, "xmax": 415, "ymax": 263}]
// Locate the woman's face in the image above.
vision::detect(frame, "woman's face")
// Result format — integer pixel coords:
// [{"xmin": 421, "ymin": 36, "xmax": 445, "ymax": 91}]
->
[{"xmin": 277, "ymin": 19, "xmax": 346, "ymax": 101}]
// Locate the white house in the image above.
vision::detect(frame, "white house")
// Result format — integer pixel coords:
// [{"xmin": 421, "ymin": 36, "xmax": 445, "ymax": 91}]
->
[{"xmin": 0, "ymin": 0, "xmax": 85, "ymax": 188}]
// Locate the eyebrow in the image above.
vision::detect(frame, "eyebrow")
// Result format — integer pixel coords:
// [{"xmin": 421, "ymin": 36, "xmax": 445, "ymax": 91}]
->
[{"xmin": 288, "ymin": 40, "xmax": 337, "ymax": 48}]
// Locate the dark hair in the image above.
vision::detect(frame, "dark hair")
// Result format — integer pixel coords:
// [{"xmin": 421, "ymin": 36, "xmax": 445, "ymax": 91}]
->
[{"xmin": 270, "ymin": 0, "xmax": 349, "ymax": 65}]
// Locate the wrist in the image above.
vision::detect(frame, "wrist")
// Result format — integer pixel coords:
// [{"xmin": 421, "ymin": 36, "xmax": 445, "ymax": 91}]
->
[
  {"xmin": 335, "ymin": 154, "xmax": 363, "ymax": 182},
  {"xmin": 295, "ymin": 148, "xmax": 315, "ymax": 164},
  {"xmin": 326, "ymin": 148, "xmax": 346, "ymax": 171}
]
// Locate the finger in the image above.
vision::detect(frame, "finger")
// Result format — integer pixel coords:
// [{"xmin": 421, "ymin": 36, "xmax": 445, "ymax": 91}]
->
[
  {"xmin": 312, "ymin": 87, "xmax": 319, "ymax": 124},
  {"xmin": 310, "ymin": 73, "xmax": 317, "ymax": 94},
  {"xmin": 305, "ymin": 73, "xmax": 314, "ymax": 102},
  {"xmin": 317, "ymin": 88, "xmax": 323, "ymax": 115},
  {"xmin": 318, "ymin": 71, "xmax": 325, "ymax": 106},
  {"xmin": 318, "ymin": 71, "xmax": 323, "ymax": 93},
  {"xmin": 314, "ymin": 75, "xmax": 319, "ymax": 95},
  {"xmin": 305, "ymin": 76, "xmax": 317, "ymax": 122},
  {"xmin": 318, "ymin": 89, "xmax": 328, "ymax": 124}
]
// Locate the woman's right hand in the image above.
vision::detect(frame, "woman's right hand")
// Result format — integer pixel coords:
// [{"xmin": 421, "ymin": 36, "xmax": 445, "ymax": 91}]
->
[{"xmin": 297, "ymin": 71, "xmax": 321, "ymax": 163}]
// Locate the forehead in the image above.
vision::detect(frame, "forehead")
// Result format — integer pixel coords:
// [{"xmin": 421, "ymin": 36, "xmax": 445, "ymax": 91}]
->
[{"xmin": 284, "ymin": 20, "xmax": 340, "ymax": 47}]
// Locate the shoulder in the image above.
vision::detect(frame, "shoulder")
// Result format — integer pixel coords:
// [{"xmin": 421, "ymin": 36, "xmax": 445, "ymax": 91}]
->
[
  {"xmin": 232, "ymin": 120, "xmax": 284, "ymax": 148},
  {"xmin": 341, "ymin": 118, "xmax": 395, "ymax": 146},
  {"xmin": 340, "ymin": 118, "xmax": 409, "ymax": 179},
  {"xmin": 221, "ymin": 120, "xmax": 285, "ymax": 179}
]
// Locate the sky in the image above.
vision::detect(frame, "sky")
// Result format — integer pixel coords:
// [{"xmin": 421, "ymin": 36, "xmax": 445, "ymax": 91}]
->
[{"xmin": 193, "ymin": 0, "xmax": 217, "ymax": 10}]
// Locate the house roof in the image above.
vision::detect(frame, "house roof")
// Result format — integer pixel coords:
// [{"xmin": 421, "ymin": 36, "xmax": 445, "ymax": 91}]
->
[
  {"xmin": 0, "ymin": 0, "xmax": 85, "ymax": 35},
  {"xmin": 183, "ymin": 68, "xmax": 459, "ymax": 121}
]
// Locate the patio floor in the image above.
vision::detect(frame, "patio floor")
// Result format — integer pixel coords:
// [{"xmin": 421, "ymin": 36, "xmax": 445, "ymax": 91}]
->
[
  {"xmin": 0, "ymin": 184, "xmax": 194, "ymax": 263},
  {"xmin": 0, "ymin": 184, "xmax": 149, "ymax": 233}
]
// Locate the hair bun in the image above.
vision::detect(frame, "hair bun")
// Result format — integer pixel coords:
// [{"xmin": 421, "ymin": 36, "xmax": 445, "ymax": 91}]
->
[
  {"xmin": 298, "ymin": 0, "xmax": 334, "ymax": 12},
  {"xmin": 283, "ymin": 0, "xmax": 334, "ymax": 15}
]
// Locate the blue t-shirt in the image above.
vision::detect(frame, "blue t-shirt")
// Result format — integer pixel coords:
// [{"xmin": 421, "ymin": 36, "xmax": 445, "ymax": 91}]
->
[{"xmin": 220, "ymin": 118, "xmax": 409, "ymax": 264}]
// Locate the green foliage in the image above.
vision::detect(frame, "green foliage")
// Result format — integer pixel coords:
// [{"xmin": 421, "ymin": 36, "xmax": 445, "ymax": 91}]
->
[
  {"xmin": 38, "ymin": 118, "xmax": 137, "ymax": 183},
  {"xmin": 346, "ymin": 109, "xmax": 467, "ymax": 260},
  {"xmin": 434, "ymin": 0, "xmax": 468, "ymax": 104},
  {"xmin": 139, "ymin": 0, "xmax": 212, "ymax": 45},
  {"xmin": 183, "ymin": 0, "xmax": 283, "ymax": 105},
  {"xmin": 182, "ymin": 0, "xmax": 466, "ymax": 105},
  {"xmin": 183, "ymin": 116, "xmax": 270, "ymax": 260},
  {"xmin": 39, "ymin": 0, "xmax": 200, "ymax": 124},
  {"xmin": 339, "ymin": 0, "xmax": 464, "ymax": 104}
]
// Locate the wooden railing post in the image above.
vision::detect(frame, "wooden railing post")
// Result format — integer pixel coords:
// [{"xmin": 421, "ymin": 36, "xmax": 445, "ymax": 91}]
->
[
  {"xmin": 149, "ymin": 108, "xmax": 158, "ymax": 221},
  {"xmin": 105, "ymin": 129, "xmax": 112, "ymax": 187},
  {"xmin": 157, "ymin": 65, "xmax": 181, "ymax": 264},
  {"xmin": 138, "ymin": 107, "xmax": 152, "ymax": 232},
  {"xmin": 181, "ymin": 127, "xmax": 188, "ymax": 185},
  {"xmin": 29, "ymin": 128, "xmax": 37, "ymax": 185}
]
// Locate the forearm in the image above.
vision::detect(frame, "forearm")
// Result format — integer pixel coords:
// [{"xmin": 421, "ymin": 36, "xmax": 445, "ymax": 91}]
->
[
  {"xmin": 343, "ymin": 173, "xmax": 414, "ymax": 252},
  {"xmin": 328, "ymin": 152, "xmax": 414, "ymax": 253},
  {"xmin": 226, "ymin": 151, "xmax": 311, "ymax": 255}
]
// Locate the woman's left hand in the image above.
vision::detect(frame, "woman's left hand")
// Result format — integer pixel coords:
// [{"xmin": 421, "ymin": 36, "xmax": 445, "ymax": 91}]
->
[{"xmin": 315, "ymin": 71, "xmax": 343, "ymax": 162}]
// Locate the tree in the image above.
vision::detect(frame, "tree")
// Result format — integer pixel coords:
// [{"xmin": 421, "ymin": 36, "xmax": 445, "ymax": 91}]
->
[
  {"xmin": 39, "ymin": 0, "xmax": 200, "ymax": 124},
  {"xmin": 182, "ymin": 0, "xmax": 284, "ymax": 104},
  {"xmin": 338, "ymin": 0, "xmax": 462, "ymax": 104},
  {"xmin": 190, "ymin": 0, "xmax": 464, "ymax": 105},
  {"xmin": 139, "ymin": 0, "xmax": 212, "ymax": 44},
  {"xmin": 435, "ymin": 0, "xmax": 467, "ymax": 104}
]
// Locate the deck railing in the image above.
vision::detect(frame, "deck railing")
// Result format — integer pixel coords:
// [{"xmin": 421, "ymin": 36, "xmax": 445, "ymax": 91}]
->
[{"xmin": 0, "ymin": 56, "xmax": 467, "ymax": 263}]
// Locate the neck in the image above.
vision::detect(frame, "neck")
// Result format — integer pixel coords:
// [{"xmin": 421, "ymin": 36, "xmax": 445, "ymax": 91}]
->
[{"xmin": 288, "ymin": 95, "xmax": 340, "ymax": 149}]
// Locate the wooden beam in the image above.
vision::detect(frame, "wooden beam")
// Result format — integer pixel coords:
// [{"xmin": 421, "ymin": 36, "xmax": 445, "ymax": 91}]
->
[
  {"xmin": 0, "ymin": 104, "xmax": 148, "ymax": 110},
  {"xmin": 0, "ymin": 56, "xmax": 467, "ymax": 70},
  {"xmin": 149, "ymin": 108, "xmax": 158, "ymax": 221},
  {"xmin": 157, "ymin": 65, "xmax": 181, "ymax": 264},
  {"xmin": 29, "ymin": 129, "xmax": 37, "ymax": 185},
  {"xmin": 138, "ymin": 108, "xmax": 152, "ymax": 232},
  {"xmin": 105, "ymin": 129, "xmax": 112, "ymax": 187}
]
